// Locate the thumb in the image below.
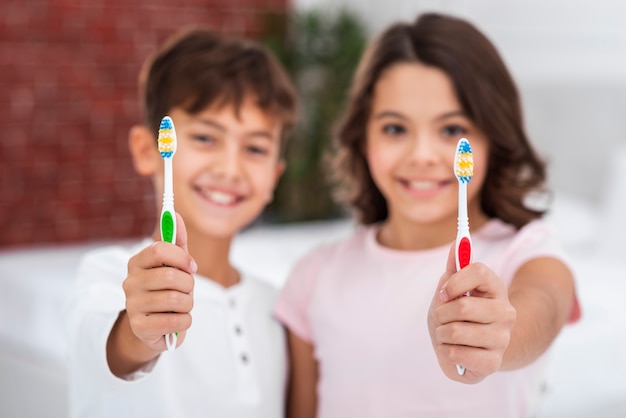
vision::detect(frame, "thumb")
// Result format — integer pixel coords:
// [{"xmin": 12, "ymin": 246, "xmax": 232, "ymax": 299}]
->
[
  {"xmin": 445, "ymin": 241, "xmax": 457, "ymax": 275},
  {"xmin": 174, "ymin": 212, "xmax": 197, "ymax": 273},
  {"xmin": 435, "ymin": 242, "xmax": 457, "ymax": 303},
  {"xmin": 175, "ymin": 212, "xmax": 189, "ymax": 253}
]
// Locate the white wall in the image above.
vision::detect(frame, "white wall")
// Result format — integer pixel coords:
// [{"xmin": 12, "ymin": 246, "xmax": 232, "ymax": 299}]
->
[{"xmin": 292, "ymin": 0, "xmax": 626, "ymax": 204}]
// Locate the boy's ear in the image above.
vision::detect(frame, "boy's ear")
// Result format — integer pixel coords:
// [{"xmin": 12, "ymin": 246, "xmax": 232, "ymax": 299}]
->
[
  {"xmin": 267, "ymin": 160, "xmax": 286, "ymax": 203},
  {"xmin": 274, "ymin": 159, "xmax": 286, "ymax": 182},
  {"xmin": 128, "ymin": 124, "xmax": 159, "ymax": 176}
]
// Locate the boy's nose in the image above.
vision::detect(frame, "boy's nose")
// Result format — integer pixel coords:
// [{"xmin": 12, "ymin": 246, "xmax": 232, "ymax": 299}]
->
[{"xmin": 212, "ymin": 146, "xmax": 242, "ymax": 180}]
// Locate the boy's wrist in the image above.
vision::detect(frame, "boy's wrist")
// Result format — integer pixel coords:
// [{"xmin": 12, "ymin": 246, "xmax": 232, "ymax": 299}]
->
[{"xmin": 107, "ymin": 310, "xmax": 161, "ymax": 377}]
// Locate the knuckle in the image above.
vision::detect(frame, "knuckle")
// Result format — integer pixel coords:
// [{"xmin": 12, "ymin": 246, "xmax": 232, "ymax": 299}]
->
[
  {"xmin": 166, "ymin": 290, "xmax": 181, "ymax": 306},
  {"xmin": 473, "ymin": 262, "xmax": 488, "ymax": 276},
  {"xmin": 185, "ymin": 295, "xmax": 194, "ymax": 312},
  {"xmin": 122, "ymin": 277, "xmax": 131, "ymax": 293},
  {"xmin": 183, "ymin": 314, "xmax": 193, "ymax": 330},
  {"xmin": 456, "ymin": 297, "xmax": 471, "ymax": 316},
  {"xmin": 446, "ymin": 344, "xmax": 462, "ymax": 364},
  {"xmin": 448, "ymin": 322, "xmax": 463, "ymax": 341},
  {"xmin": 161, "ymin": 268, "xmax": 178, "ymax": 286},
  {"xmin": 508, "ymin": 306, "xmax": 517, "ymax": 323},
  {"xmin": 150, "ymin": 242, "xmax": 167, "ymax": 260}
]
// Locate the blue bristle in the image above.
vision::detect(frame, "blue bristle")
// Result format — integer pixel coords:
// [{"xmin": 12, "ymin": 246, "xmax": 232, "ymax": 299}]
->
[
  {"xmin": 160, "ymin": 117, "xmax": 173, "ymax": 130},
  {"xmin": 160, "ymin": 151, "xmax": 174, "ymax": 158},
  {"xmin": 458, "ymin": 139, "xmax": 472, "ymax": 154}
]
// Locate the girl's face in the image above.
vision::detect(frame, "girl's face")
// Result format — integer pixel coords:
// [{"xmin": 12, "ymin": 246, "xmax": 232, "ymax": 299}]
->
[{"xmin": 365, "ymin": 62, "xmax": 488, "ymax": 239}]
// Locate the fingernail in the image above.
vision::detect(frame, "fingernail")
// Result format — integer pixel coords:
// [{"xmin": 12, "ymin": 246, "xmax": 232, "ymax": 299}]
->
[
  {"xmin": 190, "ymin": 258, "xmax": 198, "ymax": 273},
  {"xmin": 439, "ymin": 286, "xmax": 449, "ymax": 303}
]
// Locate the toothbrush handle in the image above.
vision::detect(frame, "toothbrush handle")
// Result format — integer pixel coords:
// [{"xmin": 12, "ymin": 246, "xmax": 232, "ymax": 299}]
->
[
  {"xmin": 160, "ymin": 207, "xmax": 176, "ymax": 244},
  {"xmin": 455, "ymin": 231, "xmax": 472, "ymax": 375},
  {"xmin": 160, "ymin": 205, "xmax": 178, "ymax": 351},
  {"xmin": 455, "ymin": 234, "xmax": 472, "ymax": 271}
]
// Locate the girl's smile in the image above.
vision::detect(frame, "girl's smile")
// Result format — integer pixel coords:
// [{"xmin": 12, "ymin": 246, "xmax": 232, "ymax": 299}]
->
[{"xmin": 366, "ymin": 62, "xmax": 489, "ymax": 248}]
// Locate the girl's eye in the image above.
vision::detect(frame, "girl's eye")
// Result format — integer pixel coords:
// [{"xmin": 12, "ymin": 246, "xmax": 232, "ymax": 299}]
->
[
  {"xmin": 382, "ymin": 123, "xmax": 406, "ymax": 136},
  {"xmin": 441, "ymin": 124, "xmax": 467, "ymax": 137}
]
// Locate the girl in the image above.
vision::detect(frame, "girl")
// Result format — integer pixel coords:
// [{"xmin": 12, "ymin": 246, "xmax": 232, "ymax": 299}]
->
[{"xmin": 273, "ymin": 12, "xmax": 580, "ymax": 418}]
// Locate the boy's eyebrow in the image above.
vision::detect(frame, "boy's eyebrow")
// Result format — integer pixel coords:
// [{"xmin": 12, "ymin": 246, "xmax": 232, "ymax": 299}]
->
[
  {"xmin": 196, "ymin": 118, "xmax": 277, "ymax": 141},
  {"xmin": 245, "ymin": 131, "xmax": 276, "ymax": 141},
  {"xmin": 196, "ymin": 118, "xmax": 226, "ymax": 132}
]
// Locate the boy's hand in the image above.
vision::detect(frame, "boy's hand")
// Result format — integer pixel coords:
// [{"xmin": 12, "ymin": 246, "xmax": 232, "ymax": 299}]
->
[
  {"xmin": 124, "ymin": 212, "xmax": 197, "ymax": 352},
  {"xmin": 427, "ymin": 243, "xmax": 516, "ymax": 384}
]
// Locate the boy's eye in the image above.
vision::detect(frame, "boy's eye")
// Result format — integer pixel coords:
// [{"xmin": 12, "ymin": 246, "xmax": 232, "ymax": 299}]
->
[
  {"xmin": 382, "ymin": 123, "xmax": 406, "ymax": 136},
  {"xmin": 441, "ymin": 124, "xmax": 467, "ymax": 137},
  {"xmin": 192, "ymin": 134, "xmax": 215, "ymax": 144},
  {"xmin": 246, "ymin": 145, "xmax": 269, "ymax": 156}
]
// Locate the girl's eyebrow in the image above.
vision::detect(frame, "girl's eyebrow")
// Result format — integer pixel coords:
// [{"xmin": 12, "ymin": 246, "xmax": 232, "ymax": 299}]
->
[
  {"xmin": 372, "ymin": 110, "xmax": 467, "ymax": 121},
  {"xmin": 435, "ymin": 110, "xmax": 467, "ymax": 121},
  {"xmin": 372, "ymin": 110, "xmax": 408, "ymax": 120}
]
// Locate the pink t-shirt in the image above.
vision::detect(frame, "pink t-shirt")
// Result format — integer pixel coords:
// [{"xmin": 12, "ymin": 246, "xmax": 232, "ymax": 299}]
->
[{"xmin": 274, "ymin": 219, "xmax": 579, "ymax": 418}]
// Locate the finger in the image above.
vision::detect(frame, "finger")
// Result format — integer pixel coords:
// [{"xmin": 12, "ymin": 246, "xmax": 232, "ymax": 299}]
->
[
  {"xmin": 435, "ymin": 320, "xmax": 511, "ymax": 351},
  {"xmin": 123, "ymin": 266, "xmax": 195, "ymax": 302},
  {"xmin": 128, "ymin": 241, "xmax": 196, "ymax": 275},
  {"xmin": 443, "ymin": 262, "xmax": 506, "ymax": 301},
  {"xmin": 127, "ymin": 288, "xmax": 194, "ymax": 315},
  {"xmin": 435, "ymin": 296, "xmax": 509, "ymax": 325},
  {"xmin": 131, "ymin": 312, "xmax": 192, "ymax": 342},
  {"xmin": 434, "ymin": 343, "xmax": 502, "ymax": 379}
]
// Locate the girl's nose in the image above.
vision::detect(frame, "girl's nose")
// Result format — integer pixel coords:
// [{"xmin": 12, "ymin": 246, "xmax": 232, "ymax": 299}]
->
[{"xmin": 408, "ymin": 134, "xmax": 439, "ymax": 165}]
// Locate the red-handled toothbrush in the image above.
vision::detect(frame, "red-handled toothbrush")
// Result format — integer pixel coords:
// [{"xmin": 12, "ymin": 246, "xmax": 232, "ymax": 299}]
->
[{"xmin": 453, "ymin": 137, "xmax": 474, "ymax": 375}]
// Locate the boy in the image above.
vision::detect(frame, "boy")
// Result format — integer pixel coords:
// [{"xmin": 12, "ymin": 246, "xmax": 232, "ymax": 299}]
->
[{"xmin": 66, "ymin": 27, "xmax": 297, "ymax": 417}]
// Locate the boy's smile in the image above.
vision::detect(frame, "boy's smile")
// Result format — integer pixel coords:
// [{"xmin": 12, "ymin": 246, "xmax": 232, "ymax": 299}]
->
[{"xmin": 160, "ymin": 98, "xmax": 284, "ymax": 242}]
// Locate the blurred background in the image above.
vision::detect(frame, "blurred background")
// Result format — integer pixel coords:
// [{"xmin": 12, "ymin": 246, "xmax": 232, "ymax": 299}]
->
[
  {"xmin": 1, "ymin": 0, "xmax": 626, "ymax": 417},
  {"xmin": 1, "ymin": 0, "xmax": 625, "ymax": 247}
]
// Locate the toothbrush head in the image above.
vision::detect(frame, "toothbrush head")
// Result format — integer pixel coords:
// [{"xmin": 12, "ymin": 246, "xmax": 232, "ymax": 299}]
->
[
  {"xmin": 158, "ymin": 116, "xmax": 177, "ymax": 158},
  {"xmin": 454, "ymin": 138, "xmax": 473, "ymax": 184}
]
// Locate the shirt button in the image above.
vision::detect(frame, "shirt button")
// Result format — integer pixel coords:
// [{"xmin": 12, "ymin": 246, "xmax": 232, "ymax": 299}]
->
[
  {"xmin": 241, "ymin": 353, "xmax": 249, "ymax": 364},
  {"xmin": 229, "ymin": 299, "xmax": 236, "ymax": 308},
  {"xmin": 234, "ymin": 325, "xmax": 242, "ymax": 335}
]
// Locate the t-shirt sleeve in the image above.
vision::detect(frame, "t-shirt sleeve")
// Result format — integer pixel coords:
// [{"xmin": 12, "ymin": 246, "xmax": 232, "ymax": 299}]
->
[
  {"xmin": 272, "ymin": 244, "xmax": 329, "ymax": 342},
  {"xmin": 66, "ymin": 243, "xmax": 159, "ymax": 387},
  {"xmin": 500, "ymin": 220, "xmax": 581, "ymax": 323}
]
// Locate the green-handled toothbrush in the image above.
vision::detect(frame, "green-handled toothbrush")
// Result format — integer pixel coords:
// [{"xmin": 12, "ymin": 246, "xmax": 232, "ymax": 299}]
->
[{"xmin": 157, "ymin": 115, "xmax": 178, "ymax": 351}]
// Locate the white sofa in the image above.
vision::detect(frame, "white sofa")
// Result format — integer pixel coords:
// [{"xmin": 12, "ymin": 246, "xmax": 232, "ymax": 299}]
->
[{"xmin": 1, "ymin": 190, "xmax": 625, "ymax": 417}]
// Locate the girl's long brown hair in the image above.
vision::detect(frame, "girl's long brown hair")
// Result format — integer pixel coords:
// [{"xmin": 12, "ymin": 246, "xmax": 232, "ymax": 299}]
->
[{"xmin": 331, "ymin": 13, "xmax": 547, "ymax": 229}]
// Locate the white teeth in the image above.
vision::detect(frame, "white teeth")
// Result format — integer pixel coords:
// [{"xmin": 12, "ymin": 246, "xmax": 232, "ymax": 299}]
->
[
  {"xmin": 408, "ymin": 180, "xmax": 438, "ymax": 190},
  {"xmin": 205, "ymin": 190, "xmax": 236, "ymax": 205}
]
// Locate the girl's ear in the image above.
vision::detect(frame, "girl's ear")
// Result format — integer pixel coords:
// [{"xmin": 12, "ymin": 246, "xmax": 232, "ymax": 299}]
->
[{"xmin": 128, "ymin": 124, "xmax": 159, "ymax": 176}]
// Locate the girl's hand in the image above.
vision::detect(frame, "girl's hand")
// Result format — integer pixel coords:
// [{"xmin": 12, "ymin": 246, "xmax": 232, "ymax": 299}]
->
[
  {"xmin": 123, "ymin": 212, "xmax": 196, "ymax": 352},
  {"xmin": 427, "ymin": 243, "xmax": 516, "ymax": 384}
]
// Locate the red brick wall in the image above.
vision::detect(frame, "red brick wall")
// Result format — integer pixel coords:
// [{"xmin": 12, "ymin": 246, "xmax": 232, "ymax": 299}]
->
[{"xmin": 0, "ymin": 0, "xmax": 289, "ymax": 248}]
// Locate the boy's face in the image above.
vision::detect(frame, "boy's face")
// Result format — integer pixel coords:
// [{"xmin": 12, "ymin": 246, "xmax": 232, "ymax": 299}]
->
[{"xmin": 150, "ymin": 98, "xmax": 285, "ymax": 240}]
